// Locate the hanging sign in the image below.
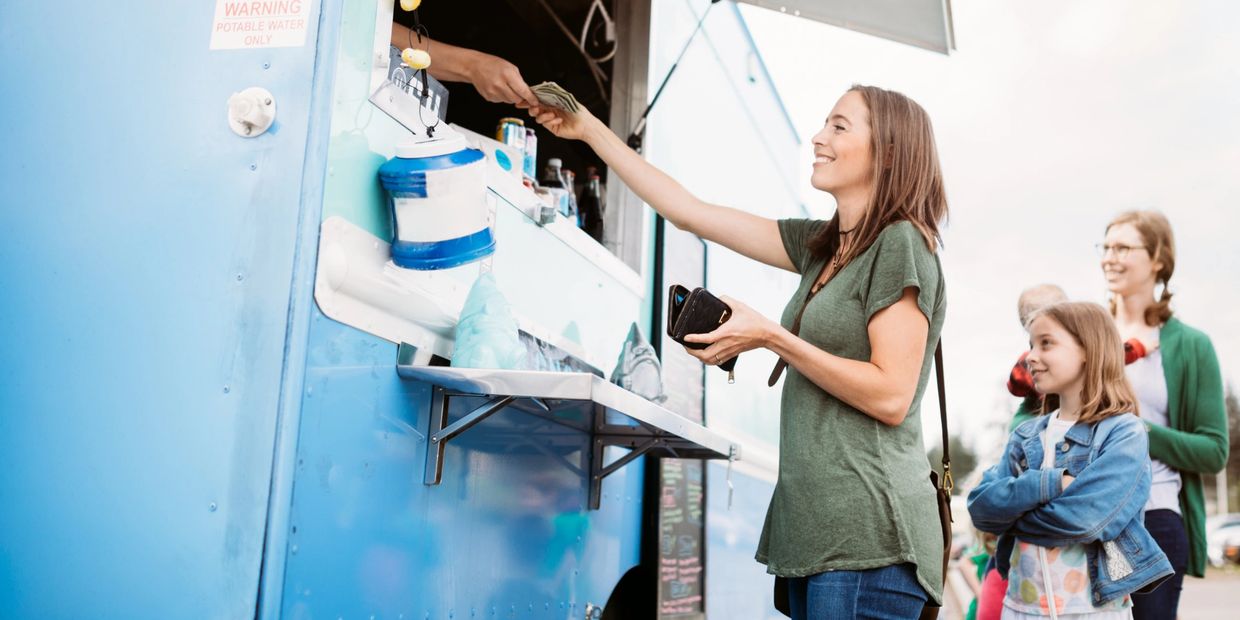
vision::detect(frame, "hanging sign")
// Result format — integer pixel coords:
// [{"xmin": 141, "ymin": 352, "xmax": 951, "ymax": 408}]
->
[{"xmin": 210, "ymin": 0, "xmax": 310, "ymax": 50}]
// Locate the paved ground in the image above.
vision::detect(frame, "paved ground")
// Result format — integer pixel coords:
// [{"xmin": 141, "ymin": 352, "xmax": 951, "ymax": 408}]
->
[{"xmin": 1179, "ymin": 567, "xmax": 1240, "ymax": 619}]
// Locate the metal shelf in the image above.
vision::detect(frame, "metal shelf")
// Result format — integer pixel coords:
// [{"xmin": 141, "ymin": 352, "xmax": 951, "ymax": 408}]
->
[{"xmin": 396, "ymin": 345, "xmax": 740, "ymax": 510}]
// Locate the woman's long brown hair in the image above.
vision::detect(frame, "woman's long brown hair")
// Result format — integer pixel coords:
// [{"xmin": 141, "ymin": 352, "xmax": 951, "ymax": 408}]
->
[
  {"xmin": 809, "ymin": 85, "xmax": 949, "ymax": 264},
  {"xmin": 1032, "ymin": 302, "xmax": 1140, "ymax": 423},
  {"xmin": 1106, "ymin": 210, "xmax": 1176, "ymax": 326}
]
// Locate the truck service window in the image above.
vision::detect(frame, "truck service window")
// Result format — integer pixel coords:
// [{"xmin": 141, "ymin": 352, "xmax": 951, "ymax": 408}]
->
[{"xmin": 369, "ymin": 0, "xmax": 650, "ymax": 269}]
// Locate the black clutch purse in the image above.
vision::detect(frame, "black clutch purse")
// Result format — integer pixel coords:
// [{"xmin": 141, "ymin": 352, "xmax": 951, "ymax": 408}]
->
[{"xmin": 666, "ymin": 284, "xmax": 738, "ymax": 382}]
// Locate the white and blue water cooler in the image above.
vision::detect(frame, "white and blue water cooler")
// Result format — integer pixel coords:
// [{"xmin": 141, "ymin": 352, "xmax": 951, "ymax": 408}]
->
[{"xmin": 378, "ymin": 134, "xmax": 494, "ymax": 269}]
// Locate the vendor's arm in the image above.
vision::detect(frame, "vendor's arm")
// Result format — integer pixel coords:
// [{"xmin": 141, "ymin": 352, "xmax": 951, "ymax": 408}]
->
[
  {"xmin": 531, "ymin": 107, "xmax": 794, "ymax": 272},
  {"xmin": 391, "ymin": 23, "xmax": 538, "ymax": 106}
]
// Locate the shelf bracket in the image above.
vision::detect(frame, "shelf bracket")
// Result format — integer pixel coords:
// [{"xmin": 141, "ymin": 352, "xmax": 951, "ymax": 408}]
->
[{"xmin": 424, "ymin": 388, "xmax": 515, "ymax": 485}]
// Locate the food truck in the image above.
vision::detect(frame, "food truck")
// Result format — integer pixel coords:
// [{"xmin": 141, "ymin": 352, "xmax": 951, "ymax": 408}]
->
[{"xmin": 0, "ymin": 1, "xmax": 952, "ymax": 618}]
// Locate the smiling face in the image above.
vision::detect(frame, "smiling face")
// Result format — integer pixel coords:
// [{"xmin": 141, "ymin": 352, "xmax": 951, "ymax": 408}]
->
[
  {"xmin": 1026, "ymin": 315, "xmax": 1087, "ymax": 399},
  {"xmin": 1100, "ymin": 223, "xmax": 1161, "ymax": 297},
  {"xmin": 810, "ymin": 91, "xmax": 875, "ymax": 197}
]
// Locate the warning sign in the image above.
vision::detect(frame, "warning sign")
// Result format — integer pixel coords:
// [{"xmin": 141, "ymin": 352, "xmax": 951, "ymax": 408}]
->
[{"xmin": 210, "ymin": 0, "xmax": 309, "ymax": 50}]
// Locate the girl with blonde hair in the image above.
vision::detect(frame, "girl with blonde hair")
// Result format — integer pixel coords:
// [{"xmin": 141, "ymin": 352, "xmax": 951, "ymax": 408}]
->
[{"xmin": 969, "ymin": 302, "xmax": 1173, "ymax": 619}]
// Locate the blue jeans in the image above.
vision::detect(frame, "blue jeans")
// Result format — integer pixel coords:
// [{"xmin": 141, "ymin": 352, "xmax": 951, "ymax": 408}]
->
[
  {"xmin": 1131, "ymin": 509, "xmax": 1188, "ymax": 620},
  {"xmin": 786, "ymin": 563, "xmax": 928, "ymax": 620}
]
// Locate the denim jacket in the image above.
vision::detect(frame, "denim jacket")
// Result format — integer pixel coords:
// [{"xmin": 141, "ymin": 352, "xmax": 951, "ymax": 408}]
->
[{"xmin": 968, "ymin": 412, "xmax": 1173, "ymax": 606}]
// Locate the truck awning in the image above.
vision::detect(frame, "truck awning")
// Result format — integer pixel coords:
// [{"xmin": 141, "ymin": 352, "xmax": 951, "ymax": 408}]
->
[{"xmin": 737, "ymin": 0, "xmax": 955, "ymax": 54}]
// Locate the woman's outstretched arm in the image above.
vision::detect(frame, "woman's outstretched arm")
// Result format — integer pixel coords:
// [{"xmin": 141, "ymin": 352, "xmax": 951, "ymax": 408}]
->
[{"xmin": 532, "ymin": 106, "xmax": 795, "ymax": 272}]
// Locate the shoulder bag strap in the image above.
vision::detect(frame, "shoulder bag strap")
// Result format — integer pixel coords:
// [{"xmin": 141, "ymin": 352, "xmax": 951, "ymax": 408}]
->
[
  {"xmin": 767, "ymin": 261, "xmax": 831, "ymax": 387},
  {"xmin": 935, "ymin": 341, "xmax": 952, "ymax": 492}
]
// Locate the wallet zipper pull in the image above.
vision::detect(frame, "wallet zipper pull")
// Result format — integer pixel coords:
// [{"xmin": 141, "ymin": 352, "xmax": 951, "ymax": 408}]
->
[{"xmin": 727, "ymin": 369, "xmax": 735, "ymax": 384}]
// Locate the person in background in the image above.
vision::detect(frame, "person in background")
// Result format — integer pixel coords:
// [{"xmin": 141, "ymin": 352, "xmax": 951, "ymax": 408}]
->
[
  {"xmin": 969, "ymin": 302, "xmax": 1173, "ymax": 619},
  {"xmin": 530, "ymin": 84, "xmax": 950, "ymax": 618},
  {"xmin": 967, "ymin": 283, "xmax": 1069, "ymax": 619},
  {"xmin": 961, "ymin": 528, "xmax": 1004, "ymax": 620},
  {"xmin": 1008, "ymin": 284, "xmax": 1069, "ymax": 430},
  {"xmin": 1099, "ymin": 210, "xmax": 1228, "ymax": 620}
]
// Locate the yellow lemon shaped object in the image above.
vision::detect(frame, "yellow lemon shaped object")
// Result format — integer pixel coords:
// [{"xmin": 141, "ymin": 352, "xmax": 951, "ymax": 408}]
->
[
  {"xmin": 401, "ymin": 48, "xmax": 431, "ymax": 70},
  {"xmin": 400, "ymin": 0, "xmax": 422, "ymax": 12}
]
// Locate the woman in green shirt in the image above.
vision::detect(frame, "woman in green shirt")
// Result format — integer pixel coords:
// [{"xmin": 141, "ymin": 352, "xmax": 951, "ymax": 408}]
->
[
  {"xmin": 1098, "ymin": 211, "xmax": 1228, "ymax": 620},
  {"xmin": 530, "ymin": 85, "xmax": 949, "ymax": 618}
]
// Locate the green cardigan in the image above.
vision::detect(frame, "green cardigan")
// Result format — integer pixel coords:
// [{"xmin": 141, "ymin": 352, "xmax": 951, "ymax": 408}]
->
[
  {"xmin": 1148, "ymin": 317, "xmax": 1229, "ymax": 576},
  {"xmin": 1009, "ymin": 317, "xmax": 1229, "ymax": 577}
]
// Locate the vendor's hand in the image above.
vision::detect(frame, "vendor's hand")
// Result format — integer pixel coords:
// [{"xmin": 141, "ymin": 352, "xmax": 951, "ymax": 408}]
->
[
  {"xmin": 1062, "ymin": 474, "xmax": 1074, "ymax": 489},
  {"xmin": 681, "ymin": 296, "xmax": 775, "ymax": 366},
  {"xmin": 466, "ymin": 52, "xmax": 538, "ymax": 107},
  {"xmin": 528, "ymin": 104, "xmax": 598, "ymax": 142}
]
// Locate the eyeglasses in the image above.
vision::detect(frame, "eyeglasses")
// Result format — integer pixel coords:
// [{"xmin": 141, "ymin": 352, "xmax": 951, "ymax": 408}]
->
[{"xmin": 1094, "ymin": 243, "xmax": 1148, "ymax": 260}]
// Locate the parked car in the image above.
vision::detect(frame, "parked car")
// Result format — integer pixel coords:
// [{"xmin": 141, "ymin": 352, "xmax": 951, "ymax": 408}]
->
[{"xmin": 1206, "ymin": 514, "xmax": 1240, "ymax": 567}]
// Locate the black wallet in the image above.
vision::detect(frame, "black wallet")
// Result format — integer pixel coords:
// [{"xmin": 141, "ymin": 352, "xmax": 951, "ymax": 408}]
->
[{"xmin": 666, "ymin": 284, "xmax": 738, "ymax": 382}]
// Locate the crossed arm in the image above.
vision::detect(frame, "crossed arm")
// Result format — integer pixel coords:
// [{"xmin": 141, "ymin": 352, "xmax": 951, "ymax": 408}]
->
[{"xmin": 968, "ymin": 419, "xmax": 1151, "ymax": 545}]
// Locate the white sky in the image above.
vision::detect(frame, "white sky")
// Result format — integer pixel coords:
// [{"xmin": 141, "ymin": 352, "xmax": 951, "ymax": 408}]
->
[{"xmin": 741, "ymin": 0, "xmax": 1240, "ymax": 454}]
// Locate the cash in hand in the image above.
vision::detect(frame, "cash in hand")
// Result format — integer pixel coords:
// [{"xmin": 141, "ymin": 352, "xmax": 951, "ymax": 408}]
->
[{"xmin": 530, "ymin": 81, "xmax": 581, "ymax": 114}]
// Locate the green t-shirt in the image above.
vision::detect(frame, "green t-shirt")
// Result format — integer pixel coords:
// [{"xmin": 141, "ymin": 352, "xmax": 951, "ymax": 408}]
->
[{"xmin": 755, "ymin": 219, "xmax": 948, "ymax": 604}]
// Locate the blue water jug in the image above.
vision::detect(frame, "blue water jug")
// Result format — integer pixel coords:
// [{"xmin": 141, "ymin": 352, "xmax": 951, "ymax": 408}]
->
[{"xmin": 378, "ymin": 134, "xmax": 494, "ymax": 270}]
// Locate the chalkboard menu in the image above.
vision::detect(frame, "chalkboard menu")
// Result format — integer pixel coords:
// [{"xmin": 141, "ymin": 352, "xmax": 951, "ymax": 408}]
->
[{"xmin": 658, "ymin": 456, "xmax": 706, "ymax": 616}]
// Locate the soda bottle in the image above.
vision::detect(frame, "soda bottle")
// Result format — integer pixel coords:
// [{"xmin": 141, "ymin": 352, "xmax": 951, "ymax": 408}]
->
[
  {"xmin": 523, "ymin": 128, "xmax": 538, "ymax": 180},
  {"xmin": 540, "ymin": 158, "xmax": 569, "ymax": 219},
  {"xmin": 560, "ymin": 168, "xmax": 577, "ymax": 219},
  {"xmin": 541, "ymin": 158, "xmax": 564, "ymax": 188},
  {"xmin": 578, "ymin": 170, "xmax": 605, "ymax": 243}
]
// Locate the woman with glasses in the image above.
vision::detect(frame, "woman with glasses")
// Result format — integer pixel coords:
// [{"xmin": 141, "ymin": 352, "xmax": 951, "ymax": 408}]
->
[{"xmin": 1098, "ymin": 211, "xmax": 1228, "ymax": 620}]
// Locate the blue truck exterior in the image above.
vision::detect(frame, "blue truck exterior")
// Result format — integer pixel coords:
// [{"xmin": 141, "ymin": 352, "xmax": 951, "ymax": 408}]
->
[{"xmin": 0, "ymin": 1, "xmax": 801, "ymax": 618}]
